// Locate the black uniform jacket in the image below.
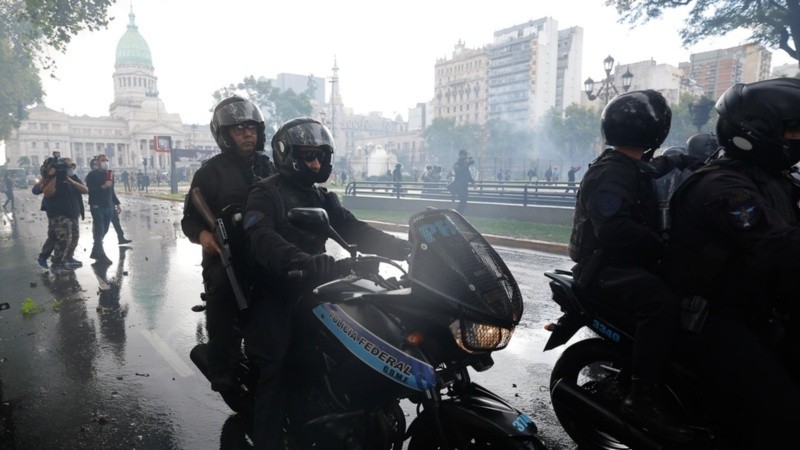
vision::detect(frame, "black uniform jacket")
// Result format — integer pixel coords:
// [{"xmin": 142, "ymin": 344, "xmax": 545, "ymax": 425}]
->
[
  {"xmin": 243, "ymin": 173, "xmax": 409, "ymax": 299},
  {"xmin": 570, "ymin": 149, "xmax": 663, "ymax": 269},
  {"xmin": 182, "ymin": 151, "xmax": 273, "ymax": 268},
  {"xmin": 666, "ymin": 158, "xmax": 800, "ymax": 310}
]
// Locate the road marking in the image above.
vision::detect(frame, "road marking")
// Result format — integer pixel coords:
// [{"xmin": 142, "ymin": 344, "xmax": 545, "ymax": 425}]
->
[{"xmin": 140, "ymin": 330, "xmax": 194, "ymax": 378}]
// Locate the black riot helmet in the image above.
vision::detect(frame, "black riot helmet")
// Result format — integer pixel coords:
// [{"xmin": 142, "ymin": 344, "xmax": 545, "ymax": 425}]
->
[
  {"xmin": 601, "ymin": 89, "xmax": 672, "ymax": 151},
  {"xmin": 271, "ymin": 117, "xmax": 335, "ymax": 185},
  {"xmin": 685, "ymin": 132, "xmax": 719, "ymax": 161},
  {"xmin": 660, "ymin": 146, "xmax": 686, "ymax": 158},
  {"xmin": 715, "ymin": 79, "xmax": 800, "ymax": 172},
  {"xmin": 210, "ymin": 96, "xmax": 266, "ymax": 153}
]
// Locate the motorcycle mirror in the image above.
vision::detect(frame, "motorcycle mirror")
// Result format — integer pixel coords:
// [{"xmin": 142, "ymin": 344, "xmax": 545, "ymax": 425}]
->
[
  {"xmin": 288, "ymin": 208, "xmax": 331, "ymax": 234},
  {"xmin": 288, "ymin": 207, "xmax": 358, "ymax": 258}
]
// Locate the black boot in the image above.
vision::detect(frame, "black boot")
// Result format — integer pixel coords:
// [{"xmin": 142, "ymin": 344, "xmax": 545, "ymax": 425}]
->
[{"xmin": 620, "ymin": 378, "xmax": 694, "ymax": 443}]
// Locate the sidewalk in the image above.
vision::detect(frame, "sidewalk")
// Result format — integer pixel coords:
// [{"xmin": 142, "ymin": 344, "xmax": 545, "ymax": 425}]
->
[{"xmin": 133, "ymin": 187, "xmax": 569, "ymax": 256}]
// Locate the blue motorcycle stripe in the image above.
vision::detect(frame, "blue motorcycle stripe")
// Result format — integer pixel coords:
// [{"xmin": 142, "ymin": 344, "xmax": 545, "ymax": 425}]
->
[{"xmin": 314, "ymin": 303, "xmax": 437, "ymax": 391}]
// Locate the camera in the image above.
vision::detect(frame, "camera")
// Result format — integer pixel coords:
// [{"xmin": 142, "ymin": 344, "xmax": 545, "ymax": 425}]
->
[
  {"xmin": 41, "ymin": 152, "xmax": 70, "ymax": 177},
  {"xmin": 467, "ymin": 157, "xmax": 475, "ymax": 165}
]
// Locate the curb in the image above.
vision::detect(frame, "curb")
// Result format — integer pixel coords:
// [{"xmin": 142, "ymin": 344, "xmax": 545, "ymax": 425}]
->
[
  {"xmin": 362, "ymin": 220, "xmax": 569, "ymax": 256},
  {"xmin": 139, "ymin": 193, "xmax": 569, "ymax": 256}
]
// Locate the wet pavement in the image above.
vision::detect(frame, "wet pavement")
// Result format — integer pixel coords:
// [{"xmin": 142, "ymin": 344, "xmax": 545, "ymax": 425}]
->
[{"xmin": 0, "ymin": 189, "xmax": 579, "ymax": 449}]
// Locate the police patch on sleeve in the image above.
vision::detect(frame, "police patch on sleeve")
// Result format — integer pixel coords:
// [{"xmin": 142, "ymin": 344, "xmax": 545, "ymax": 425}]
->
[
  {"xmin": 722, "ymin": 192, "xmax": 760, "ymax": 231},
  {"xmin": 243, "ymin": 211, "xmax": 265, "ymax": 230},
  {"xmin": 596, "ymin": 192, "xmax": 622, "ymax": 218}
]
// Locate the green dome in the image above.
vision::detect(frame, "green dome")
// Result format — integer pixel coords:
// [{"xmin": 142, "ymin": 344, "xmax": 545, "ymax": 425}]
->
[{"xmin": 115, "ymin": 11, "xmax": 152, "ymax": 67}]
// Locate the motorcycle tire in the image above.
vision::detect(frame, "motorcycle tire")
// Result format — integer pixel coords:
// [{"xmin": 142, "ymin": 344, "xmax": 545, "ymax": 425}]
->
[
  {"xmin": 407, "ymin": 415, "xmax": 542, "ymax": 450},
  {"xmin": 549, "ymin": 338, "xmax": 632, "ymax": 450}
]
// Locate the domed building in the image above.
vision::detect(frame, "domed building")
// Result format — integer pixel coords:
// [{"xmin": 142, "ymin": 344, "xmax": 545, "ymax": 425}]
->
[{"xmin": 5, "ymin": 8, "xmax": 216, "ymax": 176}]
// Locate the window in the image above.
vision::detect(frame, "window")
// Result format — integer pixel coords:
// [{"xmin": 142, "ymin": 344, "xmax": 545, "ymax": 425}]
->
[
  {"xmin": 55, "ymin": 142, "xmax": 60, "ymax": 149},
  {"xmin": 31, "ymin": 142, "xmax": 37, "ymax": 149},
  {"xmin": 41, "ymin": 123, "xmax": 49, "ymax": 131}
]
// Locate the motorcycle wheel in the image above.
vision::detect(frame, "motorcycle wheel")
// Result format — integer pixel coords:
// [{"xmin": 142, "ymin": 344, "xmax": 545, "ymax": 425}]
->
[
  {"xmin": 550, "ymin": 338, "xmax": 631, "ymax": 450},
  {"xmin": 407, "ymin": 417, "xmax": 543, "ymax": 450}
]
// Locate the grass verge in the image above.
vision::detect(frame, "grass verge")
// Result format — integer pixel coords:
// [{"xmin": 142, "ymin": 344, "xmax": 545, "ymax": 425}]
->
[{"xmin": 349, "ymin": 208, "xmax": 571, "ymax": 244}]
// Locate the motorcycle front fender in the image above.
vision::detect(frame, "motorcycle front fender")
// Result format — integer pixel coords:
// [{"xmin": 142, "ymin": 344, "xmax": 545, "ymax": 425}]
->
[
  {"xmin": 543, "ymin": 311, "xmax": 582, "ymax": 351},
  {"xmin": 416, "ymin": 382, "xmax": 539, "ymax": 438}
]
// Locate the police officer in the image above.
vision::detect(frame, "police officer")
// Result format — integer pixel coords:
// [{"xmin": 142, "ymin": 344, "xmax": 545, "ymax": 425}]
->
[
  {"xmin": 570, "ymin": 90, "xmax": 696, "ymax": 442},
  {"xmin": 665, "ymin": 78, "xmax": 800, "ymax": 448},
  {"xmin": 242, "ymin": 117, "xmax": 410, "ymax": 449},
  {"xmin": 181, "ymin": 96, "xmax": 275, "ymax": 395}
]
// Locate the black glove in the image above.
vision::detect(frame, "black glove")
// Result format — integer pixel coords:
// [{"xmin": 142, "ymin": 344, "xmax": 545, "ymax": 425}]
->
[
  {"xmin": 663, "ymin": 153, "xmax": 700, "ymax": 170},
  {"xmin": 302, "ymin": 254, "xmax": 337, "ymax": 282},
  {"xmin": 383, "ymin": 240, "xmax": 412, "ymax": 261}
]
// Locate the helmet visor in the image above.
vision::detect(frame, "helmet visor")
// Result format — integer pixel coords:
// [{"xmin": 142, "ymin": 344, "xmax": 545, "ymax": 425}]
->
[
  {"xmin": 285, "ymin": 122, "xmax": 335, "ymax": 152},
  {"xmin": 215, "ymin": 101, "xmax": 264, "ymax": 127}
]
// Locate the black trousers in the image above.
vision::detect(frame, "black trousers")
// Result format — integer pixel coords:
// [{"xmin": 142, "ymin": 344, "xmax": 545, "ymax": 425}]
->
[
  {"xmin": 596, "ymin": 266, "xmax": 682, "ymax": 380},
  {"xmin": 202, "ymin": 263, "xmax": 242, "ymax": 392},
  {"xmin": 676, "ymin": 314, "xmax": 800, "ymax": 449},
  {"xmin": 243, "ymin": 295, "xmax": 295, "ymax": 450}
]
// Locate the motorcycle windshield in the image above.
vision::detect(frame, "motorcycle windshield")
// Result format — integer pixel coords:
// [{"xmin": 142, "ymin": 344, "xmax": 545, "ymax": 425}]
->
[{"xmin": 408, "ymin": 209, "xmax": 523, "ymax": 329}]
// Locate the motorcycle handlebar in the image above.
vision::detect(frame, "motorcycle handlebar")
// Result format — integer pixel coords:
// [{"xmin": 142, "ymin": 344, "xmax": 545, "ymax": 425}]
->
[{"xmin": 286, "ymin": 255, "xmax": 405, "ymax": 282}]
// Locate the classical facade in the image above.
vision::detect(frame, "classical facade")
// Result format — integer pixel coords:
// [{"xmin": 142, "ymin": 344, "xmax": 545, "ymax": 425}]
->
[
  {"xmin": 5, "ymin": 10, "xmax": 216, "ymax": 173},
  {"xmin": 433, "ymin": 41, "xmax": 489, "ymax": 126}
]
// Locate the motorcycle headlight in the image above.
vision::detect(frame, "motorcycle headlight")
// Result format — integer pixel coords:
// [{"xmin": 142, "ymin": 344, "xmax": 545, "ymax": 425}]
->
[{"xmin": 449, "ymin": 319, "xmax": 514, "ymax": 353}]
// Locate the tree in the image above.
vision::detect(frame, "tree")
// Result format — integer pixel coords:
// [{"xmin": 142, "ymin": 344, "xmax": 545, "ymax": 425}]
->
[
  {"xmin": 422, "ymin": 117, "xmax": 458, "ymax": 164},
  {"xmin": 17, "ymin": 156, "xmax": 30, "ymax": 168},
  {"xmin": 662, "ymin": 93, "xmax": 717, "ymax": 148},
  {"xmin": 0, "ymin": 0, "xmax": 117, "ymax": 141},
  {"xmin": 689, "ymin": 96, "xmax": 715, "ymax": 132},
  {"xmin": 212, "ymin": 76, "xmax": 313, "ymax": 134},
  {"xmin": 541, "ymin": 105, "xmax": 602, "ymax": 164},
  {"xmin": 607, "ymin": 0, "xmax": 800, "ymax": 66}
]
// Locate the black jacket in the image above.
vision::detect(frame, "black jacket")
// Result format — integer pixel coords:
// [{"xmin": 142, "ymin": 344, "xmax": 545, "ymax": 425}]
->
[
  {"xmin": 665, "ymin": 158, "xmax": 800, "ymax": 311},
  {"xmin": 85, "ymin": 169, "xmax": 120, "ymax": 207},
  {"xmin": 182, "ymin": 151, "xmax": 274, "ymax": 269},
  {"xmin": 570, "ymin": 149, "xmax": 664, "ymax": 268},
  {"xmin": 243, "ymin": 173, "xmax": 409, "ymax": 299}
]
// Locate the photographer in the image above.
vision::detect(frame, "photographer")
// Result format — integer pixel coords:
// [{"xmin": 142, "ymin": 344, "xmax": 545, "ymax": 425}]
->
[
  {"xmin": 450, "ymin": 149, "xmax": 475, "ymax": 214},
  {"xmin": 36, "ymin": 156, "xmax": 87, "ymax": 275}
]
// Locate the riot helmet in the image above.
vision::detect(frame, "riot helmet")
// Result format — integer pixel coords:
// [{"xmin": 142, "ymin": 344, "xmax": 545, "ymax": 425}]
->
[
  {"xmin": 601, "ymin": 90, "xmax": 672, "ymax": 150},
  {"xmin": 659, "ymin": 146, "xmax": 686, "ymax": 158},
  {"xmin": 715, "ymin": 79, "xmax": 800, "ymax": 171},
  {"xmin": 271, "ymin": 117, "xmax": 335, "ymax": 185},
  {"xmin": 210, "ymin": 96, "xmax": 266, "ymax": 153},
  {"xmin": 685, "ymin": 133, "xmax": 719, "ymax": 161}
]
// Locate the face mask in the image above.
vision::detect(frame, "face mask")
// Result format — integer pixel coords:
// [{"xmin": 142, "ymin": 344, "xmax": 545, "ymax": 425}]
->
[
  {"xmin": 99, "ymin": 162, "xmax": 109, "ymax": 170},
  {"xmin": 66, "ymin": 169, "xmax": 75, "ymax": 177}
]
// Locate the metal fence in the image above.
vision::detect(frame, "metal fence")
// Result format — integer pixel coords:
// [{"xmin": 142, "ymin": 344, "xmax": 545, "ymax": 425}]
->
[{"xmin": 344, "ymin": 180, "xmax": 579, "ymax": 207}]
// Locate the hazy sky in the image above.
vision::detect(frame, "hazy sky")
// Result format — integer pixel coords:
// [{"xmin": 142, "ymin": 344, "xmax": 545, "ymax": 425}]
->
[{"xmin": 37, "ymin": 0, "xmax": 797, "ymax": 126}]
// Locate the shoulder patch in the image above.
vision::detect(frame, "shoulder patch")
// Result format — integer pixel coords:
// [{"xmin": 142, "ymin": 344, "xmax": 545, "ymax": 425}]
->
[
  {"xmin": 243, "ymin": 211, "xmax": 265, "ymax": 231},
  {"xmin": 724, "ymin": 194, "xmax": 760, "ymax": 230},
  {"xmin": 596, "ymin": 192, "xmax": 622, "ymax": 218}
]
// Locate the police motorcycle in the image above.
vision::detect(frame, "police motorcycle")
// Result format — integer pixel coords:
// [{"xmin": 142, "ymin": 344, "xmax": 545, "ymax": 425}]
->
[
  {"xmin": 542, "ymin": 267, "xmax": 746, "ymax": 450},
  {"xmin": 191, "ymin": 206, "xmax": 547, "ymax": 449}
]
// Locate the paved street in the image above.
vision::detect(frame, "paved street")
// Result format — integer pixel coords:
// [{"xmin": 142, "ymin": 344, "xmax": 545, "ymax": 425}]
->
[{"xmin": 0, "ymin": 188, "xmax": 579, "ymax": 449}]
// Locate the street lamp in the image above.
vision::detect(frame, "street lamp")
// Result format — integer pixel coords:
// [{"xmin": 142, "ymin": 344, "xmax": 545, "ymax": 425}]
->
[{"xmin": 584, "ymin": 55, "xmax": 634, "ymax": 105}]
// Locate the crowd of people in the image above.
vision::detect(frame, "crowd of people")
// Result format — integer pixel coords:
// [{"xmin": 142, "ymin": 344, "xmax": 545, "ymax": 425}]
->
[{"xmin": 31, "ymin": 152, "xmax": 132, "ymax": 275}]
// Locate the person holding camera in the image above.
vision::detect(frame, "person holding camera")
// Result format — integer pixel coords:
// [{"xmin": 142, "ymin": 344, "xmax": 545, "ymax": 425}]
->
[
  {"xmin": 35, "ymin": 156, "xmax": 87, "ymax": 275},
  {"xmin": 450, "ymin": 149, "xmax": 475, "ymax": 214},
  {"xmin": 85, "ymin": 154, "xmax": 121, "ymax": 265}
]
